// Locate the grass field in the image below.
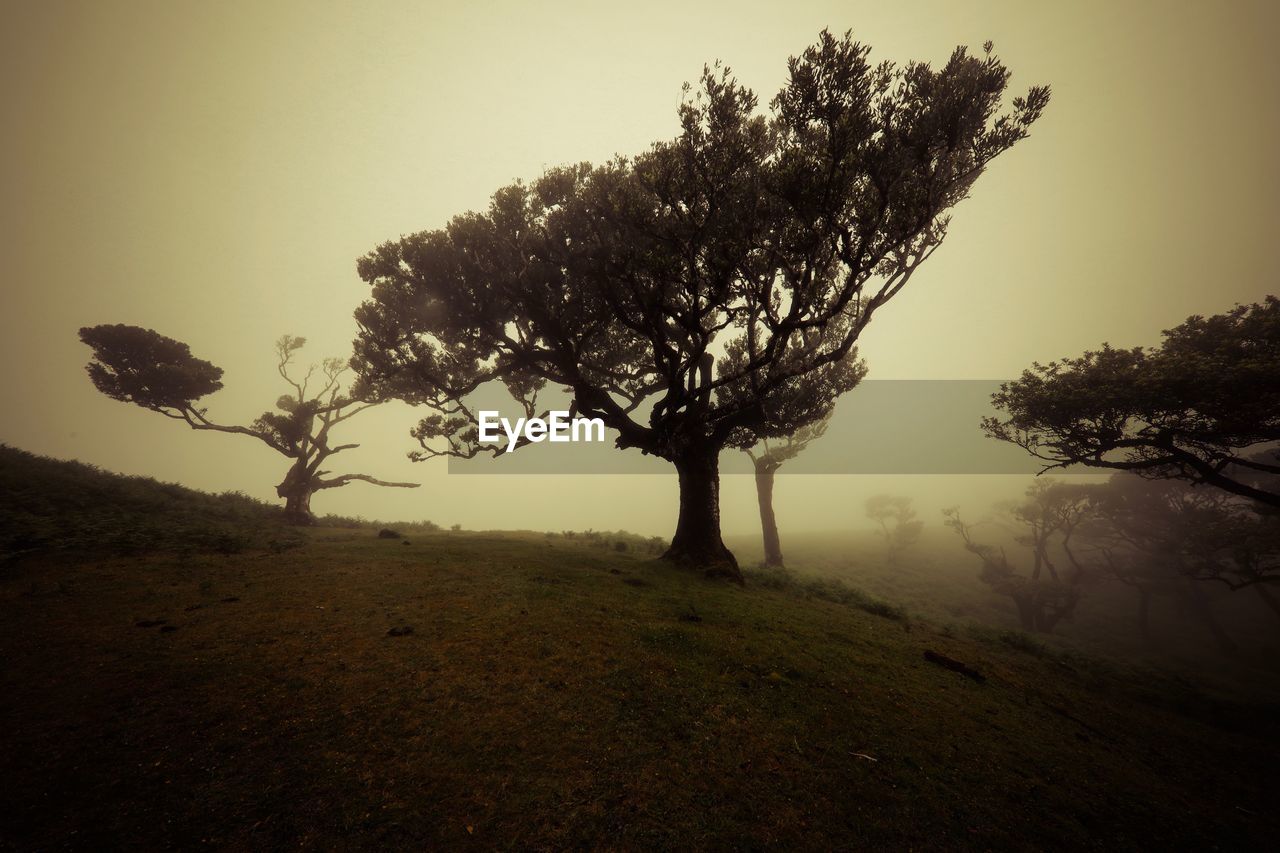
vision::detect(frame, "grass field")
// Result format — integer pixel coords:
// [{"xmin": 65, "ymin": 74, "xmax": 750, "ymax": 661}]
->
[
  {"xmin": 730, "ymin": 528, "xmax": 1280, "ymax": 682},
  {"xmin": 2, "ymin": 447, "xmax": 1279, "ymax": 849},
  {"xmin": 2, "ymin": 526, "xmax": 1278, "ymax": 849}
]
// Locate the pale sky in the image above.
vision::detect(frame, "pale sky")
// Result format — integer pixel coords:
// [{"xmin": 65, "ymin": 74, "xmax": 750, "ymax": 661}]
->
[{"xmin": 3, "ymin": 0, "xmax": 1278, "ymax": 536}]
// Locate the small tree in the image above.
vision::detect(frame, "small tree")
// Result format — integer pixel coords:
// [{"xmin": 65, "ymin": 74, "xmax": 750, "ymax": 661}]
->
[
  {"xmin": 1083, "ymin": 473, "xmax": 1278, "ymax": 642},
  {"xmin": 742, "ymin": 413, "xmax": 841, "ymax": 568},
  {"xmin": 943, "ymin": 480, "xmax": 1094, "ymax": 633},
  {"xmin": 864, "ymin": 494, "xmax": 924, "ymax": 562},
  {"xmin": 351, "ymin": 31, "xmax": 1049, "ymax": 580},
  {"xmin": 983, "ymin": 297, "xmax": 1280, "ymax": 508},
  {"xmin": 80, "ymin": 325, "xmax": 417, "ymax": 524}
]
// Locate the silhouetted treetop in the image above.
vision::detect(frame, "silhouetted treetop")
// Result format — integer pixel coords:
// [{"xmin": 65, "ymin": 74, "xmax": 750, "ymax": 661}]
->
[
  {"xmin": 81, "ymin": 324, "xmax": 224, "ymax": 412},
  {"xmin": 352, "ymin": 30, "xmax": 1049, "ymax": 573},
  {"xmin": 1085, "ymin": 473, "xmax": 1280, "ymax": 593},
  {"xmin": 80, "ymin": 325, "xmax": 416, "ymax": 524},
  {"xmin": 984, "ymin": 296, "xmax": 1280, "ymax": 508}
]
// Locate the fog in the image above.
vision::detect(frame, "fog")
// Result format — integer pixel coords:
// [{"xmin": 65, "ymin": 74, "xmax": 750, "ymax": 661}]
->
[
  {"xmin": 4, "ymin": 4, "xmax": 1280, "ymax": 846},
  {"xmin": 3, "ymin": 0, "xmax": 1277, "ymax": 536}
]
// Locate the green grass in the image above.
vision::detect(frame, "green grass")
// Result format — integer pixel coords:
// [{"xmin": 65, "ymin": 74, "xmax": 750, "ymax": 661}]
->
[
  {"xmin": 2, "ymin": 450, "xmax": 1278, "ymax": 848},
  {"xmin": 744, "ymin": 564, "xmax": 911, "ymax": 625},
  {"xmin": 0, "ymin": 444, "xmax": 292, "ymax": 558},
  {"xmin": 0, "ymin": 445, "xmax": 440, "ymax": 561},
  {"xmin": 3, "ymin": 528, "xmax": 1278, "ymax": 849},
  {"xmin": 727, "ymin": 529, "xmax": 1280, "ymax": 696}
]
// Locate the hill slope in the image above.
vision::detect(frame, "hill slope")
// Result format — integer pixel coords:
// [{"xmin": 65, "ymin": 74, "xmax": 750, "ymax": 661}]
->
[
  {"xmin": 1, "ymin": 453, "xmax": 1277, "ymax": 848},
  {"xmin": 0, "ymin": 444, "xmax": 290, "ymax": 559}
]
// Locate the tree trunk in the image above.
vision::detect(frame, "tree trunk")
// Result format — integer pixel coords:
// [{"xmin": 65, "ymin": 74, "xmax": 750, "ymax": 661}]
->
[
  {"xmin": 1254, "ymin": 583, "xmax": 1280, "ymax": 628},
  {"xmin": 1136, "ymin": 586, "xmax": 1152, "ymax": 642},
  {"xmin": 1011, "ymin": 593, "xmax": 1038, "ymax": 632},
  {"xmin": 282, "ymin": 489, "xmax": 316, "ymax": 526},
  {"xmin": 664, "ymin": 446, "xmax": 741, "ymax": 582},
  {"xmin": 877, "ymin": 520, "xmax": 895, "ymax": 563},
  {"xmin": 277, "ymin": 462, "xmax": 317, "ymax": 526},
  {"xmin": 1185, "ymin": 582, "xmax": 1236, "ymax": 654},
  {"xmin": 754, "ymin": 460, "xmax": 784, "ymax": 568},
  {"xmin": 1036, "ymin": 600, "xmax": 1074, "ymax": 634}
]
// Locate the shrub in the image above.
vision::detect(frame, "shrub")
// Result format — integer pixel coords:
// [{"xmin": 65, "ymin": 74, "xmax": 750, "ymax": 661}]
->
[
  {"xmin": 745, "ymin": 565, "xmax": 797, "ymax": 590},
  {"xmin": 969, "ymin": 625, "xmax": 1049, "ymax": 656},
  {"xmin": 0, "ymin": 445, "xmax": 288, "ymax": 560},
  {"xmin": 742, "ymin": 565, "xmax": 909, "ymax": 624}
]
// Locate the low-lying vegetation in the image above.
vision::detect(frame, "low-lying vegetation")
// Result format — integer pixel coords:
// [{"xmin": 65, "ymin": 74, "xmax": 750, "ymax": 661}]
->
[
  {"xmin": 551, "ymin": 528, "xmax": 668, "ymax": 555},
  {"xmin": 0, "ymin": 445, "xmax": 289, "ymax": 559},
  {"xmin": 2, "ymin": 452, "xmax": 1278, "ymax": 848},
  {"xmin": 745, "ymin": 564, "xmax": 910, "ymax": 626},
  {"xmin": 727, "ymin": 528, "xmax": 1280, "ymax": 697},
  {"xmin": 4, "ymin": 526, "xmax": 1277, "ymax": 848},
  {"xmin": 0, "ymin": 446, "xmax": 451, "ymax": 562}
]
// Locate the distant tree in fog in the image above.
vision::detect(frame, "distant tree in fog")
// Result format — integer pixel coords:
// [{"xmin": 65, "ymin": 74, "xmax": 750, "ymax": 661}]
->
[
  {"xmin": 1083, "ymin": 473, "xmax": 1279, "ymax": 643},
  {"xmin": 947, "ymin": 472, "xmax": 1278, "ymax": 642},
  {"xmin": 79, "ymin": 325, "xmax": 417, "ymax": 525},
  {"xmin": 350, "ymin": 30, "xmax": 1050, "ymax": 581},
  {"xmin": 984, "ymin": 297, "xmax": 1280, "ymax": 508},
  {"xmin": 864, "ymin": 494, "xmax": 923, "ymax": 562},
  {"xmin": 943, "ymin": 480, "xmax": 1093, "ymax": 633},
  {"xmin": 742, "ymin": 413, "xmax": 841, "ymax": 568}
]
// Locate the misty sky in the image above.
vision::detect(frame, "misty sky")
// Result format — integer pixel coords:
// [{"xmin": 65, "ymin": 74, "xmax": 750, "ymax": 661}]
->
[{"xmin": 3, "ymin": 0, "xmax": 1278, "ymax": 536}]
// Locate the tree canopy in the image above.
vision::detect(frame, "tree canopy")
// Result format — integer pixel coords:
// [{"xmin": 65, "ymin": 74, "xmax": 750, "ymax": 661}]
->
[
  {"xmin": 944, "ymin": 480, "xmax": 1094, "ymax": 633},
  {"xmin": 81, "ymin": 325, "xmax": 416, "ymax": 523},
  {"xmin": 351, "ymin": 30, "xmax": 1049, "ymax": 574},
  {"xmin": 82, "ymin": 323, "xmax": 225, "ymax": 413},
  {"xmin": 1084, "ymin": 473, "xmax": 1280, "ymax": 594},
  {"xmin": 983, "ymin": 297, "xmax": 1280, "ymax": 508},
  {"xmin": 865, "ymin": 494, "xmax": 924, "ymax": 561}
]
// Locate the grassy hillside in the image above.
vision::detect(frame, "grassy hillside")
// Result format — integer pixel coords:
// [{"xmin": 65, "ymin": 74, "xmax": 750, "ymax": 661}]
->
[
  {"xmin": 728, "ymin": 529, "xmax": 1280, "ymax": 695},
  {"xmin": 1, "ymin": 455, "xmax": 1278, "ymax": 848},
  {"xmin": 0, "ymin": 445, "xmax": 292, "ymax": 559}
]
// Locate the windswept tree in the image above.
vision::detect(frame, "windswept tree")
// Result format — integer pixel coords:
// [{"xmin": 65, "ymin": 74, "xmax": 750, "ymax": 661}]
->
[
  {"xmin": 864, "ymin": 494, "xmax": 924, "ymax": 562},
  {"xmin": 983, "ymin": 297, "xmax": 1280, "ymax": 508},
  {"xmin": 351, "ymin": 30, "xmax": 1049, "ymax": 579},
  {"xmin": 80, "ymin": 325, "xmax": 417, "ymax": 524},
  {"xmin": 1084, "ymin": 473, "xmax": 1280, "ymax": 642},
  {"xmin": 943, "ymin": 480, "xmax": 1094, "ymax": 633},
  {"xmin": 742, "ymin": 412, "xmax": 842, "ymax": 568}
]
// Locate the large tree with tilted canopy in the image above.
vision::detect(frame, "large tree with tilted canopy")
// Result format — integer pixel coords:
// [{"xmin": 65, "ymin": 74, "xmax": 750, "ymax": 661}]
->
[{"xmin": 351, "ymin": 30, "xmax": 1049, "ymax": 579}]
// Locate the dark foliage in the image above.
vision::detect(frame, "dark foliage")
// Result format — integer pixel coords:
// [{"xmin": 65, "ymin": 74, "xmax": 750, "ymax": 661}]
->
[
  {"xmin": 0, "ymin": 445, "xmax": 286, "ymax": 560},
  {"xmin": 351, "ymin": 30, "xmax": 1049, "ymax": 575},
  {"xmin": 79, "ymin": 326, "xmax": 417, "ymax": 523},
  {"xmin": 984, "ymin": 297, "xmax": 1280, "ymax": 507},
  {"xmin": 944, "ymin": 481, "xmax": 1093, "ymax": 633}
]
